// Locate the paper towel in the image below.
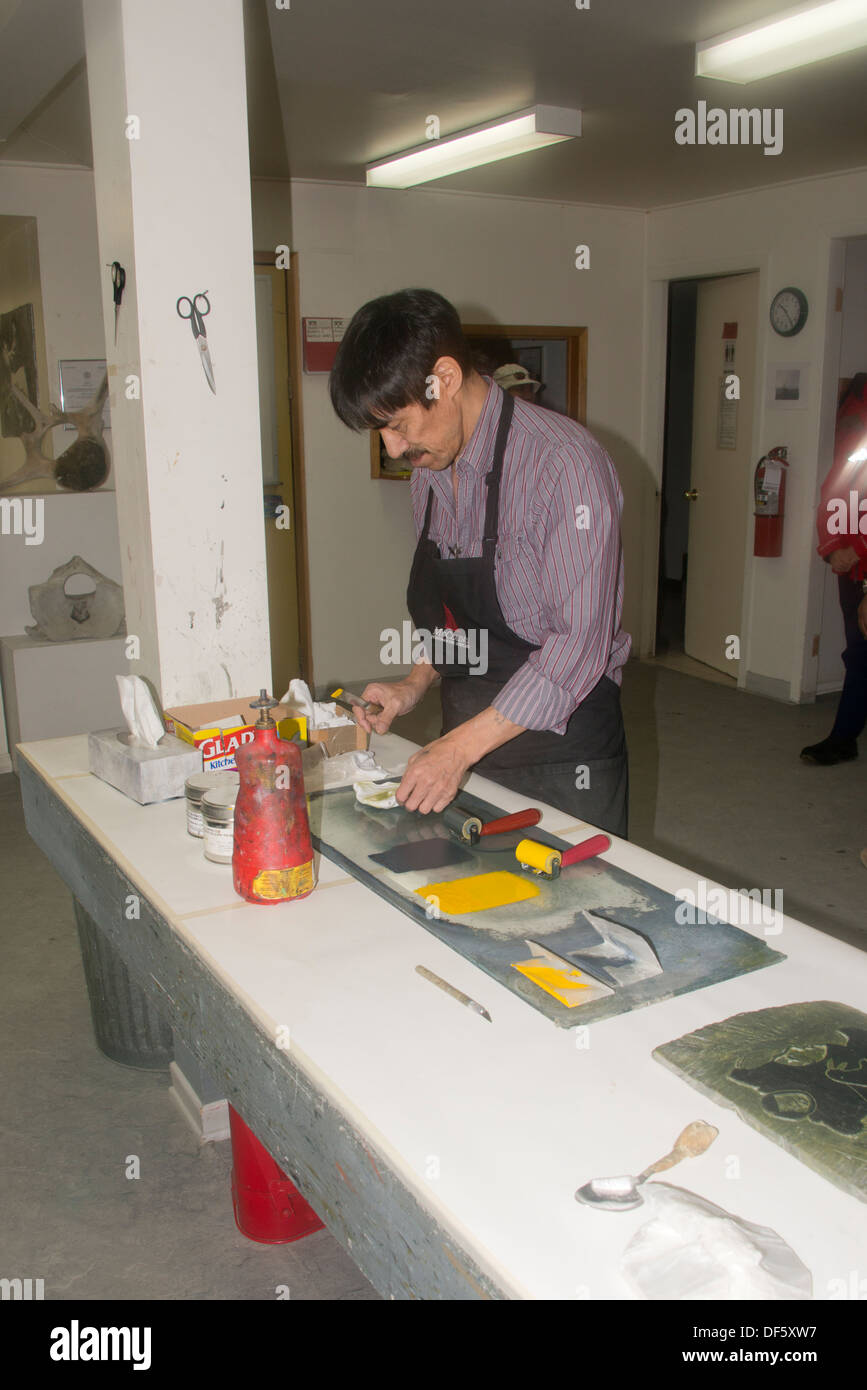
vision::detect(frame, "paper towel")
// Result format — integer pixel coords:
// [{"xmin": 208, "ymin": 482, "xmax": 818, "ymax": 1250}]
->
[
  {"xmin": 116, "ymin": 674, "xmax": 165, "ymax": 750},
  {"xmin": 280, "ymin": 678, "xmax": 355, "ymax": 731}
]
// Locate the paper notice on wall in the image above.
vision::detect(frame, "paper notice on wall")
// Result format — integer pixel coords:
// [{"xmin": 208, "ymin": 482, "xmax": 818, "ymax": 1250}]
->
[
  {"xmin": 304, "ymin": 318, "xmax": 335, "ymax": 342},
  {"xmin": 717, "ymin": 377, "xmax": 737, "ymax": 450},
  {"xmin": 762, "ymin": 463, "xmax": 782, "ymax": 491}
]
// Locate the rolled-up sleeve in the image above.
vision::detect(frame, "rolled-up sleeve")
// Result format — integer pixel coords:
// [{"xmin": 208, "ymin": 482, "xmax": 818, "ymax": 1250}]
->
[{"xmin": 493, "ymin": 441, "xmax": 625, "ymax": 735}]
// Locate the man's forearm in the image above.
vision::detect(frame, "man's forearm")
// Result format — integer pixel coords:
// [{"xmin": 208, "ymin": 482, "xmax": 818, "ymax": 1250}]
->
[
  {"xmin": 442, "ymin": 704, "xmax": 525, "ymax": 764},
  {"xmin": 409, "ymin": 659, "xmax": 440, "ymax": 695},
  {"xmin": 395, "ymin": 702, "xmax": 525, "ymax": 814}
]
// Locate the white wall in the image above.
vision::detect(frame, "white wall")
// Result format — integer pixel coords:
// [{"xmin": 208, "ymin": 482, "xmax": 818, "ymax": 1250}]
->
[
  {"xmin": 646, "ymin": 168, "xmax": 867, "ymax": 701},
  {"xmin": 251, "ymin": 178, "xmax": 293, "ymax": 257},
  {"xmin": 288, "ymin": 180, "xmax": 648, "ymax": 687}
]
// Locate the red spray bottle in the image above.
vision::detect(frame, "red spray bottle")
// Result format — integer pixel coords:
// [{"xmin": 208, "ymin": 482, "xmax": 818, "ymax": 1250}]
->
[{"xmin": 232, "ymin": 691, "xmax": 315, "ymax": 905}]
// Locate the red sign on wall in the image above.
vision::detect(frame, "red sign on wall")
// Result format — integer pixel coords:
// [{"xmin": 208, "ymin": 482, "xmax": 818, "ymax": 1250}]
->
[{"xmin": 302, "ymin": 317, "xmax": 348, "ymax": 373}]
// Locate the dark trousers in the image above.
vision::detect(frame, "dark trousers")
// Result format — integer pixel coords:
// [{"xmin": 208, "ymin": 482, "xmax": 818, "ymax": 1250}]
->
[
  {"xmin": 830, "ymin": 575, "xmax": 867, "ymax": 741},
  {"xmin": 478, "ymin": 753, "xmax": 629, "ymax": 841},
  {"xmin": 442, "ymin": 674, "xmax": 629, "ymax": 840}
]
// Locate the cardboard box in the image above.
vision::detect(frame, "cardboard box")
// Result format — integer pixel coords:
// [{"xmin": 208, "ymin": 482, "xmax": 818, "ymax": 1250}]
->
[
  {"xmin": 163, "ymin": 696, "xmax": 367, "ymax": 771},
  {"xmin": 164, "ymin": 696, "xmax": 306, "ymax": 773},
  {"xmin": 308, "ymin": 721, "xmax": 368, "ymax": 757}
]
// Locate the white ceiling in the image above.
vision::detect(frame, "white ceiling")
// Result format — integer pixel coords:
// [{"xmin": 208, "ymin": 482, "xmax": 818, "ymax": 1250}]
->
[{"xmin": 2, "ymin": 0, "xmax": 867, "ymax": 207}]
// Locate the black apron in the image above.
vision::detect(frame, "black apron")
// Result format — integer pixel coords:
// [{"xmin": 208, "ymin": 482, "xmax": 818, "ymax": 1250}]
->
[{"xmin": 406, "ymin": 388, "xmax": 629, "ymax": 837}]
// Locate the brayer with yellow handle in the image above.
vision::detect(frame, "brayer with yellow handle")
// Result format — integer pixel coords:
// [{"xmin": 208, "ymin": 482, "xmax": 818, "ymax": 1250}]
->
[{"xmin": 515, "ymin": 833, "xmax": 611, "ymax": 880}]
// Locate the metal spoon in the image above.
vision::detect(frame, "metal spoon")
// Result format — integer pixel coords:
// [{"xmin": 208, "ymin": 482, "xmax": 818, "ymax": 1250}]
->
[{"xmin": 574, "ymin": 1120, "xmax": 719, "ymax": 1211}]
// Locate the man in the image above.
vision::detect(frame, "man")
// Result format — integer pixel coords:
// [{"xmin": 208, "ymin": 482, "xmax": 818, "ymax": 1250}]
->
[
  {"xmin": 493, "ymin": 362, "xmax": 542, "ymax": 402},
  {"xmin": 329, "ymin": 289, "xmax": 631, "ymax": 837},
  {"xmin": 802, "ymin": 373, "xmax": 867, "ymax": 765}
]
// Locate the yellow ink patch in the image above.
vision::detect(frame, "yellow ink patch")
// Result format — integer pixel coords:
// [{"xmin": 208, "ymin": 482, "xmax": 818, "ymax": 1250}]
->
[
  {"xmin": 414, "ymin": 871, "xmax": 539, "ymax": 915},
  {"xmin": 512, "ymin": 959, "xmax": 609, "ymax": 1008}
]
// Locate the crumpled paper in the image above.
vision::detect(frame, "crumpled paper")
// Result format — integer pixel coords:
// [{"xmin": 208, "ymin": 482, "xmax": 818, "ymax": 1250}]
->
[
  {"xmin": 116, "ymin": 674, "xmax": 165, "ymax": 750},
  {"xmin": 353, "ymin": 779, "xmax": 401, "ymax": 809},
  {"xmin": 620, "ymin": 1183, "xmax": 812, "ymax": 1300},
  {"xmin": 301, "ymin": 747, "xmax": 398, "ymax": 795},
  {"xmin": 280, "ymin": 678, "xmax": 355, "ymax": 731}
]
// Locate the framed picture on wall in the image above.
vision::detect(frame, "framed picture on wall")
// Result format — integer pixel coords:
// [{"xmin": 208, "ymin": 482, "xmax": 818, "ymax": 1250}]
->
[
  {"xmin": 58, "ymin": 359, "xmax": 111, "ymax": 432},
  {"xmin": 0, "ymin": 302, "xmax": 38, "ymax": 438},
  {"xmin": 767, "ymin": 362, "xmax": 811, "ymax": 410}
]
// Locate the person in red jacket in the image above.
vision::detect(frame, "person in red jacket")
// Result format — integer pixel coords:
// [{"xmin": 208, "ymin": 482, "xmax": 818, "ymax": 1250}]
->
[{"xmin": 802, "ymin": 373, "xmax": 867, "ymax": 764}]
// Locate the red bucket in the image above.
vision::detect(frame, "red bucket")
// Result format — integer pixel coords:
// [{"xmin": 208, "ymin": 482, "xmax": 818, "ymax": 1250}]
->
[{"xmin": 228, "ymin": 1106, "xmax": 324, "ymax": 1244}]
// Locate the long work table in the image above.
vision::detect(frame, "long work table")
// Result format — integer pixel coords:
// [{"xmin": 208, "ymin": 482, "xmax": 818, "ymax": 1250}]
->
[{"xmin": 18, "ymin": 731, "xmax": 867, "ymax": 1300}]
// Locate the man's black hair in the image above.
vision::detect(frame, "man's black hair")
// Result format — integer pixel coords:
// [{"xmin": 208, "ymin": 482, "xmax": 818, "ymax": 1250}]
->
[{"xmin": 329, "ymin": 288, "xmax": 474, "ymax": 432}]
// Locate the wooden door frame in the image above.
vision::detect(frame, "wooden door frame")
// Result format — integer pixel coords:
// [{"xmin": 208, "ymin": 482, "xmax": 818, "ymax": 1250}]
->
[
  {"xmin": 463, "ymin": 323, "xmax": 588, "ymax": 422},
  {"xmin": 370, "ymin": 323, "xmax": 588, "ymax": 479},
  {"xmin": 253, "ymin": 251, "xmax": 314, "ymax": 686}
]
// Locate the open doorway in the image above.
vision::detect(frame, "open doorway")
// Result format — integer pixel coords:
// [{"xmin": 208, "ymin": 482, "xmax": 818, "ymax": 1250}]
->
[{"xmin": 656, "ymin": 272, "xmax": 759, "ymax": 681}]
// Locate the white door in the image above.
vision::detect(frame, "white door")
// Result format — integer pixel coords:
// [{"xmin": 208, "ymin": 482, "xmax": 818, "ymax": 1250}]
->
[{"xmin": 684, "ymin": 272, "xmax": 758, "ymax": 675}]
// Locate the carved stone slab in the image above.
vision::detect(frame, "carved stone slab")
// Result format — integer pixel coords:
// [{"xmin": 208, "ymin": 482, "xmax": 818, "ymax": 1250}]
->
[{"xmin": 654, "ymin": 1001, "xmax": 867, "ymax": 1204}]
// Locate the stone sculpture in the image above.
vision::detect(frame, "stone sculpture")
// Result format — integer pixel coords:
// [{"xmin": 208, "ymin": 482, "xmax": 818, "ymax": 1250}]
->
[{"xmin": 27, "ymin": 556, "xmax": 125, "ymax": 642}]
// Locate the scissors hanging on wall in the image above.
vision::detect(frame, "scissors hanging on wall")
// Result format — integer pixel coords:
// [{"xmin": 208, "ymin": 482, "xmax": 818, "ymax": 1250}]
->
[
  {"xmin": 176, "ymin": 291, "xmax": 216, "ymax": 394},
  {"xmin": 109, "ymin": 261, "xmax": 126, "ymax": 345}
]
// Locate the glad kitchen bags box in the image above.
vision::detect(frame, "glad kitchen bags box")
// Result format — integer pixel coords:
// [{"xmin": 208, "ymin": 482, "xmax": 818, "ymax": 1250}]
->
[{"xmin": 164, "ymin": 697, "xmax": 305, "ymax": 772}]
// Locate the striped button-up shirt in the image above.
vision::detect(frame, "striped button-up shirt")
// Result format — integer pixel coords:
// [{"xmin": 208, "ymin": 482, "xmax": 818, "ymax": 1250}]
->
[{"xmin": 409, "ymin": 381, "xmax": 631, "ymax": 735}]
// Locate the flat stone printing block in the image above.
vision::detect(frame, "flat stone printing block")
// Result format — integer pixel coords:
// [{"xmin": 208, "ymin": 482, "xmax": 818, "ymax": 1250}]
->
[{"xmin": 88, "ymin": 728, "xmax": 202, "ymax": 804}]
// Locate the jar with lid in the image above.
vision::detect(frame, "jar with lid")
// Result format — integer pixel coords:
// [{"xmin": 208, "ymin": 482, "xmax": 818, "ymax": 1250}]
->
[
  {"xmin": 202, "ymin": 785, "xmax": 239, "ymax": 864},
  {"xmin": 185, "ymin": 770, "xmax": 239, "ymax": 838}
]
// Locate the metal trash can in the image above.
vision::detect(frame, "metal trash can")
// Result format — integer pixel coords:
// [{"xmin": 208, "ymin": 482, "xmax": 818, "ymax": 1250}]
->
[{"xmin": 73, "ymin": 899, "xmax": 173, "ymax": 1069}]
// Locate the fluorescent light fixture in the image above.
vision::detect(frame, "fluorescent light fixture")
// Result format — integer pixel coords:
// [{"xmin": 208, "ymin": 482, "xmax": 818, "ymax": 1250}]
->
[
  {"xmin": 696, "ymin": 0, "xmax": 867, "ymax": 83},
  {"xmin": 366, "ymin": 106, "xmax": 580, "ymax": 189},
  {"xmin": 847, "ymin": 446, "xmax": 867, "ymax": 463}
]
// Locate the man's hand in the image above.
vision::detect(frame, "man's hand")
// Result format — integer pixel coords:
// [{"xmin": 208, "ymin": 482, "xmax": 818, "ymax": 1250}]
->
[
  {"xmin": 355, "ymin": 665, "xmax": 437, "ymax": 735},
  {"xmin": 829, "ymin": 546, "xmax": 859, "ymax": 574},
  {"xmin": 397, "ymin": 705, "xmax": 526, "ymax": 814},
  {"xmin": 396, "ymin": 734, "xmax": 473, "ymax": 814},
  {"xmin": 858, "ymin": 594, "xmax": 867, "ymax": 640}
]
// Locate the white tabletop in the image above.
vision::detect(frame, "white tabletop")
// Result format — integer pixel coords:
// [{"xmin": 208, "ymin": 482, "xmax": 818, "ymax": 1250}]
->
[{"xmin": 19, "ymin": 732, "xmax": 867, "ymax": 1300}]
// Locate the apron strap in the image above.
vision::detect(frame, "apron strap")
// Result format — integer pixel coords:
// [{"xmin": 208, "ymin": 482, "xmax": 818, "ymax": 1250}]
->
[
  {"xmin": 483, "ymin": 389, "xmax": 515, "ymax": 545},
  {"xmin": 420, "ymin": 385, "xmax": 514, "ymax": 548}
]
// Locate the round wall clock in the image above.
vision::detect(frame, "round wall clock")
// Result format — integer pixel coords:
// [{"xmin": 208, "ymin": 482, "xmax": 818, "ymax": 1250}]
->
[{"xmin": 770, "ymin": 286, "xmax": 808, "ymax": 337}]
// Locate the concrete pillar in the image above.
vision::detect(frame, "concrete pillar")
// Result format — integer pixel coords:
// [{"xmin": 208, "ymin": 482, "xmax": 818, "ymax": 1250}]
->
[{"xmin": 83, "ymin": 0, "xmax": 271, "ymax": 707}]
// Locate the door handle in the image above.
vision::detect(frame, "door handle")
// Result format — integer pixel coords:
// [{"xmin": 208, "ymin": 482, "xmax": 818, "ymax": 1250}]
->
[{"xmin": 683, "ymin": 489, "xmax": 699, "ymax": 500}]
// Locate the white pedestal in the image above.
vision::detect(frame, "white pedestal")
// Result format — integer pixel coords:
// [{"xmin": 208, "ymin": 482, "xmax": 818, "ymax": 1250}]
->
[{"xmin": 0, "ymin": 633, "xmax": 126, "ymax": 771}]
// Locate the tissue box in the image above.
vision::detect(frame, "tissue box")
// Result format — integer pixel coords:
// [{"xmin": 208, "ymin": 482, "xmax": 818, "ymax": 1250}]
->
[
  {"xmin": 89, "ymin": 728, "xmax": 202, "ymax": 804},
  {"xmin": 164, "ymin": 696, "xmax": 305, "ymax": 772}
]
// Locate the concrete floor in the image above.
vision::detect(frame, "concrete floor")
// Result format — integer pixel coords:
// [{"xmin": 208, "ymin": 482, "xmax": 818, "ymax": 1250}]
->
[{"xmin": 2, "ymin": 660, "xmax": 864, "ymax": 1301}]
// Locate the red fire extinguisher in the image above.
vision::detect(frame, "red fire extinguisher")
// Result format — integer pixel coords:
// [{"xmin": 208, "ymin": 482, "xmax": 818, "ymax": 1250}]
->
[
  {"xmin": 754, "ymin": 445, "xmax": 789, "ymax": 557},
  {"xmin": 233, "ymin": 690, "xmax": 315, "ymax": 906}
]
